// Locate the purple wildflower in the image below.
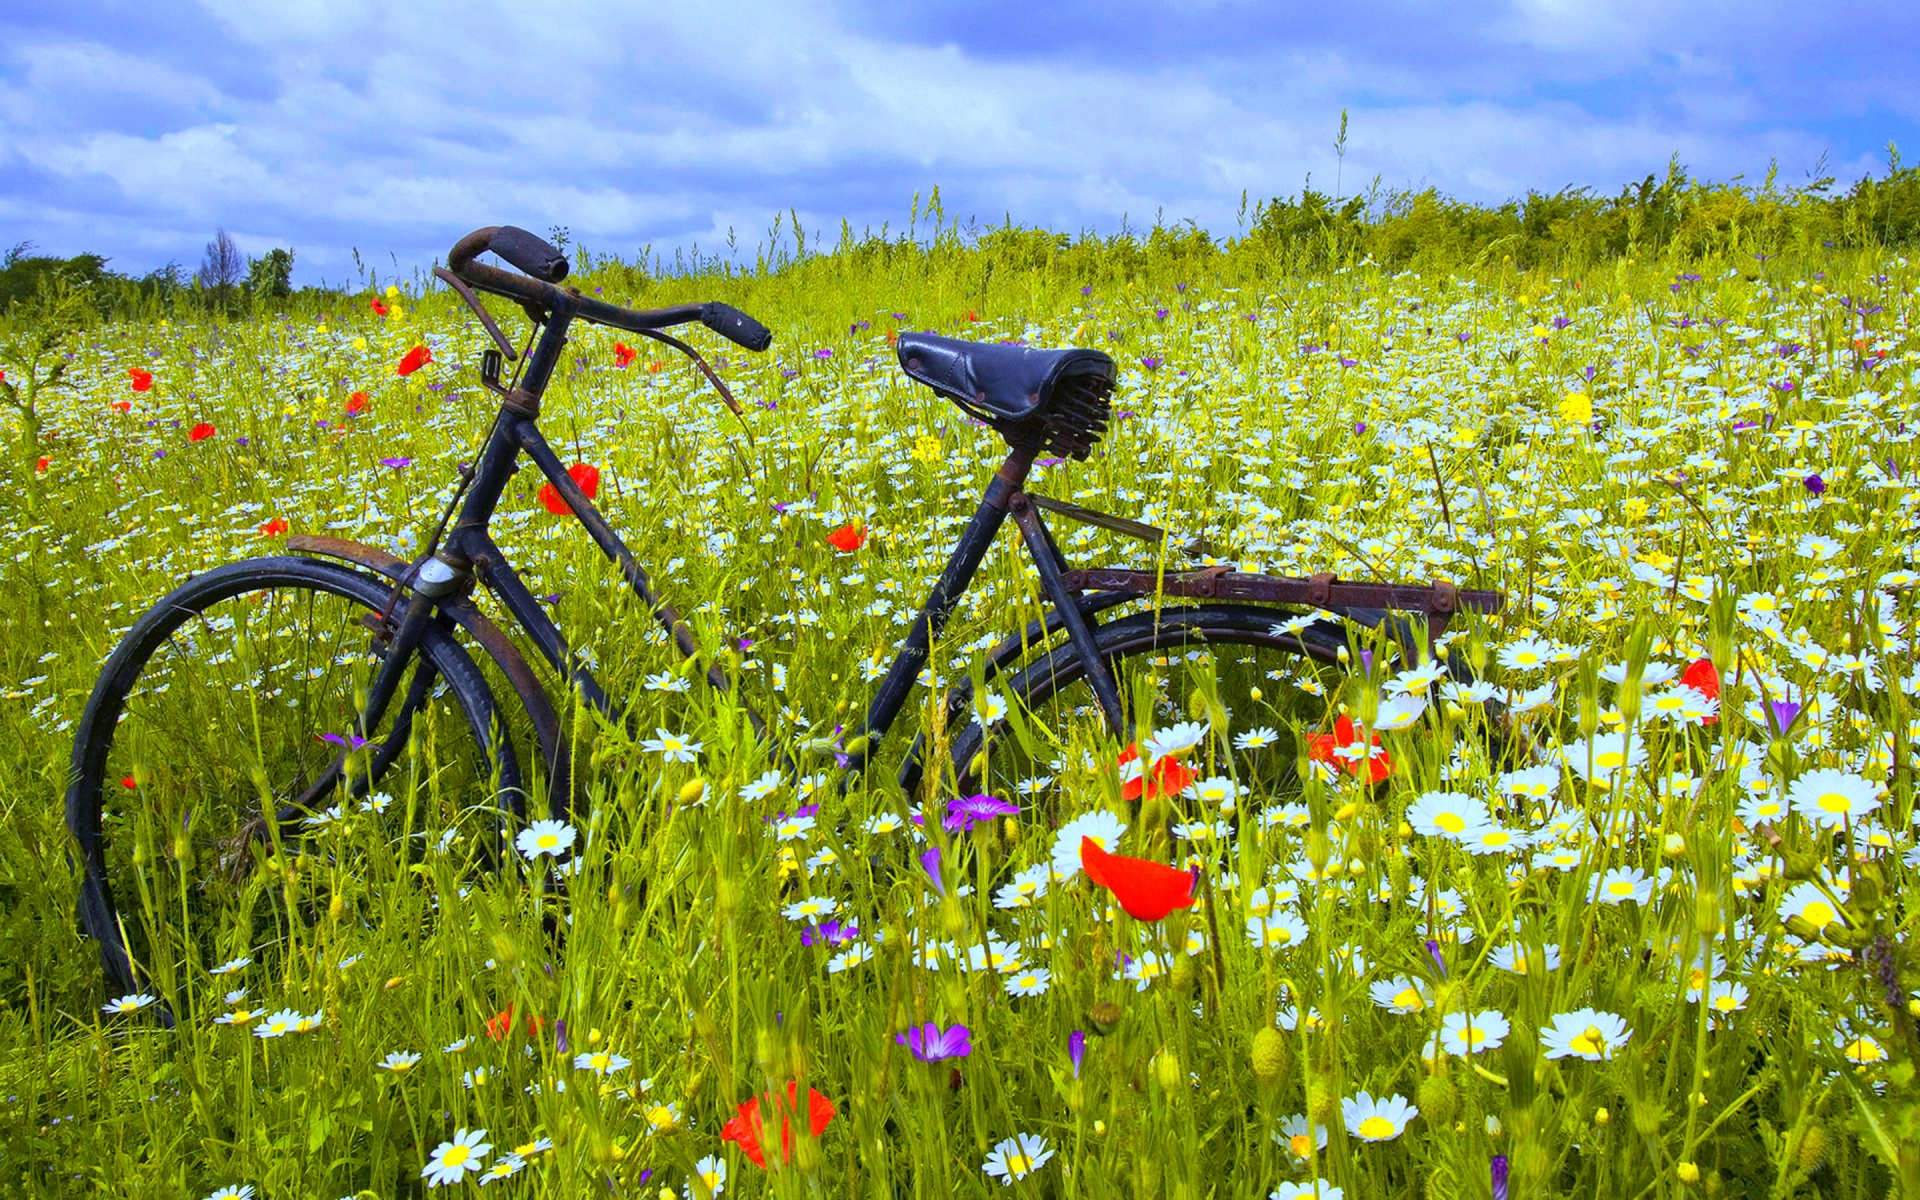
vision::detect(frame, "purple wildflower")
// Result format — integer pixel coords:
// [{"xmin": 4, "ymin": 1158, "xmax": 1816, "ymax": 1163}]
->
[
  {"xmin": 944, "ymin": 793, "xmax": 1020, "ymax": 833},
  {"xmin": 1080, "ymin": 286, "xmax": 1092, "ymax": 296},
  {"xmin": 1455, "ymin": 331, "xmax": 1471, "ymax": 343},
  {"xmin": 1354, "ymin": 422, "xmax": 1367, "ymax": 435},
  {"xmin": 1425, "ymin": 939, "xmax": 1447, "ymax": 977},
  {"xmin": 1552, "ymin": 315, "xmax": 1573, "ymax": 329},
  {"xmin": 1803, "ymin": 473, "xmax": 1825, "ymax": 495},
  {"xmin": 1339, "ymin": 356, "xmax": 1358, "ymax": 367},
  {"xmin": 1068, "ymin": 1030, "xmax": 1086, "ymax": 1079},
  {"xmin": 919, "ymin": 846, "xmax": 944, "ymax": 896},
  {"xmin": 891, "ymin": 312, "xmax": 908, "ymax": 320},
  {"xmin": 897, "ymin": 1021, "xmax": 972, "ymax": 1062},
  {"xmin": 1140, "ymin": 356, "xmax": 1163, "ymax": 371},
  {"xmin": 379, "ymin": 457, "xmax": 413, "ymax": 469},
  {"xmin": 1772, "ymin": 379, "xmax": 1797, "ymax": 394},
  {"xmin": 1492, "ymin": 1155, "xmax": 1509, "ymax": 1200},
  {"xmin": 814, "ymin": 348, "xmax": 833, "ymax": 360},
  {"xmin": 736, "ymin": 636, "xmax": 755, "ymax": 652},
  {"xmin": 320, "ymin": 732, "xmax": 369, "ymax": 750},
  {"xmin": 1768, "ymin": 701, "xmax": 1802, "ymax": 736},
  {"xmin": 1154, "ymin": 308, "xmax": 1169, "ymax": 321}
]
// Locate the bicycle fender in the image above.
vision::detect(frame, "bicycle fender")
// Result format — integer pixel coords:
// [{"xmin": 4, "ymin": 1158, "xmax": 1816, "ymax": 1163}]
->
[{"xmin": 288, "ymin": 534, "xmax": 573, "ymax": 821}]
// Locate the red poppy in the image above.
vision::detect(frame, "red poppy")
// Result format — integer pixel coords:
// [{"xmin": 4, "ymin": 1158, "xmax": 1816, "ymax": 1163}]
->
[
  {"xmin": 1682, "ymin": 657, "xmax": 1720, "ymax": 724},
  {"xmin": 189, "ymin": 422, "xmax": 217, "ymax": 443},
  {"xmin": 720, "ymin": 1082, "xmax": 836, "ymax": 1169},
  {"xmin": 128, "ymin": 368, "xmax": 153, "ymax": 392},
  {"xmin": 537, "ymin": 462, "xmax": 602, "ymax": 514},
  {"xmin": 613, "ymin": 342, "xmax": 635, "ymax": 368},
  {"xmin": 1116, "ymin": 743, "xmax": 1195, "ymax": 801},
  {"xmin": 1307, "ymin": 714, "xmax": 1391, "ymax": 784},
  {"xmin": 963, "ymin": 310, "xmax": 979, "ymax": 322},
  {"xmin": 35, "ymin": 456, "xmax": 49, "ymax": 473},
  {"xmin": 1080, "ymin": 836, "xmax": 1197, "ymax": 922},
  {"xmin": 395, "ymin": 345, "xmax": 432, "ymax": 376},
  {"xmin": 485, "ymin": 1004, "xmax": 545, "ymax": 1041},
  {"xmin": 120, "ymin": 775, "xmax": 137, "ymax": 790},
  {"xmin": 825, "ymin": 524, "xmax": 866, "ymax": 553},
  {"xmin": 1681, "ymin": 657, "xmax": 1719, "ymax": 700},
  {"xmin": 258, "ymin": 517, "xmax": 289, "ymax": 537},
  {"xmin": 370, "ymin": 297, "xmax": 388, "ymax": 317},
  {"xmin": 885, "ymin": 330, "xmax": 899, "ymax": 346},
  {"xmin": 345, "ymin": 391, "xmax": 370, "ymax": 416},
  {"xmin": 646, "ymin": 359, "xmax": 666, "ymax": 374},
  {"xmin": 111, "ymin": 399, "xmax": 131, "ymax": 414}
]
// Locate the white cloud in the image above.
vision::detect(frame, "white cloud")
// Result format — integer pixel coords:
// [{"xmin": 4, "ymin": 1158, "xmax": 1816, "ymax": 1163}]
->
[{"xmin": 0, "ymin": 0, "xmax": 1910, "ymax": 281}]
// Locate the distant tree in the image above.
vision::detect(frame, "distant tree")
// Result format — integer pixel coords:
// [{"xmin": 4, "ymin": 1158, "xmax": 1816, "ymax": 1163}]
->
[
  {"xmin": 246, "ymin": 247, "xmax": 295, "ymax": 300},
  {"xmin": 197, "ymin": 228, "xmax": 242, "ymax": 306}
]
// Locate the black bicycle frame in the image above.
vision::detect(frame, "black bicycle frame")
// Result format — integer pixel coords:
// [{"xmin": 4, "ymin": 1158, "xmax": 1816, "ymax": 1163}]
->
[{"xmin": 351, "ymin": 301, "xmax": 1124, "ymax": 789}]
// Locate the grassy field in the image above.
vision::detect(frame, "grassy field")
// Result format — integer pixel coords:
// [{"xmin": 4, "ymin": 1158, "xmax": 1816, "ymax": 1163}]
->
[{"xmin": 2, "ymin": 234, "xmax": 1918, "ymax": 1198}]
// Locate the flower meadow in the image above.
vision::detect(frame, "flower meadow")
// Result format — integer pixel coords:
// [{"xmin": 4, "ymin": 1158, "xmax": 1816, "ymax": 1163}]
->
[{"xmin": 3, "ymin": 232, "xmax": 1920, "ymax": 1199}]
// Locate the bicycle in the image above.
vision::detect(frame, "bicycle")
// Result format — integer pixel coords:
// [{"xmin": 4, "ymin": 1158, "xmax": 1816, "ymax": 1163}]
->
[{"xmin": 65, "ymin": 224, "xmax": 1503, "ymax": 1001}]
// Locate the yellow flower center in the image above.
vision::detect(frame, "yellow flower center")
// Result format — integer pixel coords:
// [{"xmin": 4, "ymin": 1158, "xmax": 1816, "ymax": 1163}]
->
[
  {"xmin": 1802, "ymin": 901, "xmax": 1835, "ymax": 926},
  {"xmin": 1357, "ymin": 1115, "xmax": 1396, "ymax": 1139},
  {"xmin": 537, "ymin": 834, "xmax": 559, "ymax": 848},
  {"xmin": 1595, "ymin": 751, "xmax": 1624, "ymax": 769},
  {"xmin": 1006, "ymin": 1154, "xmax": 1031, "ymax": 1174},
  {"xmin": 1606, "ymin": 882, "xmax": 1633, "ymax": 896},
  {"xmin": 1460, "ymin": 1027, "xmax": 1485, "ymax": 1047},
  {"xmin": 1713, "ymin": 995, "xmax": 1739, "ymax": 1012},
  {"xmin": 1289, "ymin": 1134, "xmax": 1313, "ymax": 1157},
  {"xmin": 1571, "ymin": 1026, "xmax": 1607, "ymax": 1056},
  {"xmin": 443, "ymin": 1146, "xmax": 470, "ymax": 1168},
  {"xmin": 1393, "ymin": 988, "xmax": 1424, "ymax": 1009},
  {"xmin": 1436, "ymin": 813, "xmax": 1466, "ymax": 833},
  {"xmin": 1816, "ymin": 792, "xmax": 1850, "ymax": 813}
]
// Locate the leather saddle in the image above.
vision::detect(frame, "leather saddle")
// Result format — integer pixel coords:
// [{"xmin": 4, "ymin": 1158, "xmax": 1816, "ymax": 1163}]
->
[{"xmin": 896, "ymin": 332, "xmax": 1117, "ymax": 459}]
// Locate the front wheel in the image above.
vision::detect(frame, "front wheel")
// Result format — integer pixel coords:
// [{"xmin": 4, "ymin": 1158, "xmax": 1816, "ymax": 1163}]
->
[{"xmin": 65, "ymin": 556, "xmax": 522, "ymax": 1003}]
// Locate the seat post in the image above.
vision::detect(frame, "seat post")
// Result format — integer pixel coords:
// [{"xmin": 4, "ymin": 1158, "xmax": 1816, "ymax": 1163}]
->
[{"xmin": 846, "ymin": 442, "xmax": 1038, "ymax": 767}]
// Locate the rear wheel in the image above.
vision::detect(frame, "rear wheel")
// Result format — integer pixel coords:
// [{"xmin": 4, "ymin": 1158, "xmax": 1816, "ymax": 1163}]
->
[
  {"xmin": 65, "ymin": 556, "xmax": 521, "ymax": 1003},
  {"xmin": 944, "ymin": 604, "xmax": 1370, "ymax": 808}
]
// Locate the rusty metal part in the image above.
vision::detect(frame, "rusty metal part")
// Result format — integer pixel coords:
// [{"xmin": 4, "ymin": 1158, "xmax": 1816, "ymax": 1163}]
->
[
  {"xmin": 288, "ymin": 533, "xmax": 573, "ymax": 819},
  {"xmin": 433, "ymin": 266, "xmax": 518, "ymax": 360},
  {"xmin": 1026, "ymin": 493, "xmax": 1169, "ymax": 545},
  {"xmin": 1057, "ymin": 567, "xmax": 1503, "ymax": 616}
]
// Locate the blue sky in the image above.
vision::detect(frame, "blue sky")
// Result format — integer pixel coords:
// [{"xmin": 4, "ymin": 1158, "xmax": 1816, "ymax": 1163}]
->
[{"xmin": 2, "ymin": 0, "xmax": 1915, "ymax": 285}]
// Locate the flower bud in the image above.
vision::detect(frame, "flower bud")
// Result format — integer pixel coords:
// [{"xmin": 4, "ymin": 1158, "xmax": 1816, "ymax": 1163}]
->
[
  {"xmin": 1594, "ymin": 1107, "xmax": 1610, "ymax": 1125},
  {"xmin": 1250, "ymin": 1027, "xmax": 1288, "ymax": 1084},
  {"xmin": 1090, "ymin": 1000, "xmax": 1122, "ymax": 1036},
  {"xmin": 1170, "ymin": 955, "xmax": 1194, "ymax": 994},
  {"xmin": 1154, "ymin": 1048, "xmax": 1183, "ymax": 1093},
  {"xmin": 1307, "ymin": 1081, "xmax": 1336, "ymax": 1124},
  {"xmin": 677, "ymin": 777, "xmax": 706, "ymax": 806},
  {"xmin": 1418, "ymin": 1072, "xmax": 1458, "ymax": 1126},
  {"xmin": 1796, "ymin": 1123, "xmax": 1827, "ymax": 1169},
  {"xmin": 1677, "ymin": 1162, "xmax": 1700, "ymax": 1186}
]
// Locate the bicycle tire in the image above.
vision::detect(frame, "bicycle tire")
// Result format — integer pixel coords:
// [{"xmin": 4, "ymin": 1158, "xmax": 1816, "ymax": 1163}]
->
[
  {"xmin": 943, "ymin": 603, "xmax": 1375, "ymax": 798},
  {"xmin": 65, "ymin": 555, "xmax": 521, "ymax": 1003}
]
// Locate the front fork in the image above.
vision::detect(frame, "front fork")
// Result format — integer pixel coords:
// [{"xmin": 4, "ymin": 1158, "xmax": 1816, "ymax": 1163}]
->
[{"xmin": 285, "ymin": 554, "xmax": 464, "ymax": 819}]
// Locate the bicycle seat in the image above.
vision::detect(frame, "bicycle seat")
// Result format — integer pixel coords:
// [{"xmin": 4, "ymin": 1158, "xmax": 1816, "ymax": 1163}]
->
[{"xmin": 897, "ymin": 333, "xmax": 1117, "ymax": 459}]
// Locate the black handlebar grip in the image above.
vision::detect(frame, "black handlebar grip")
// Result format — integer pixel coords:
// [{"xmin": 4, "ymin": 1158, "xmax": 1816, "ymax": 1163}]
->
[
  {"xmin": 700, "ymin": 302, "xmax": 773, "ymax": 352},
  {"xmin": 489, "ymin": 226, "xmax": 569, "ymax": 284}
]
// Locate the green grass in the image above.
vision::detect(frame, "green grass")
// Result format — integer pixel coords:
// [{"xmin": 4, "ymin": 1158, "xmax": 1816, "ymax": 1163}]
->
[{"xmin": 2, "ymin": 238, "xmax": 1918, "ymax": 1199}]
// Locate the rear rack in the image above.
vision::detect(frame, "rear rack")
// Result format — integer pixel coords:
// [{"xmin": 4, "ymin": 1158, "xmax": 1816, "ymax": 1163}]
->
[{"xmin": 1059, "ymin": 568, "xmax": 1502, "ymax": 644}]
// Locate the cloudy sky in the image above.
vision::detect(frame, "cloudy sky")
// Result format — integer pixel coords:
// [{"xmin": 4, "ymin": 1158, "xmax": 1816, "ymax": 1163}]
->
[{"xmin": 2, "ymin": 0, "xmax": 1915, "ymax": 285}]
